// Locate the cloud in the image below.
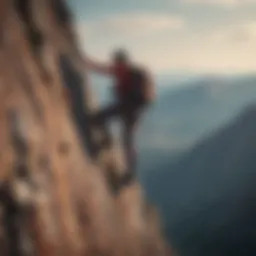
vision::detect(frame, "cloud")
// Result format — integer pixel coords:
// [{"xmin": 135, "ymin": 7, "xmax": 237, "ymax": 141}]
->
[
  {"xmin": 211, "ymin": 21, "xmax": 256, "ymax": 43},
  {"xmin": 183, "ymin": 0, "xmax": 256, "ymax": 7},
  {"xmin": 176, "ymin": 21, "xmax": 256, "ymax": 74},
  {"xmin": 76, "ymin": 13, "xmax": 256, "ymax": 75},
  {"xmin": 79, "ymin": 13, "xmax": 185, "ymax": 38},
  {"xmin": 237, "ymin": 21, "xmax": 256, "ymax": 40}
]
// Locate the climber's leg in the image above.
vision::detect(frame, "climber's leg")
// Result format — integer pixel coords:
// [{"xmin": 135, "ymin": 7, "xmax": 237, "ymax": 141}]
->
[
  {"xmin": 93, "ymin": 103, "xmax": 121, "ymax": 124},
  {"xmin": 120, "ymin": 108, "xmax": 141, "ymax": 186},
  {"xmin": 93, "ymin": 103, "xmax": 121, "ymax": 148}
]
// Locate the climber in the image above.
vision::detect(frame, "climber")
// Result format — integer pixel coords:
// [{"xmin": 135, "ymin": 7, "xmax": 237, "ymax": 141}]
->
[{"xmin": 84, "ymin": 49, "xmax": 155, "ymax": 187}]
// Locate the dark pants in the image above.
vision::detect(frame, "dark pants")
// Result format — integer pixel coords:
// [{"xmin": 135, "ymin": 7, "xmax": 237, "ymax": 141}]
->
[{"xmin": 94, "ymin": 100, "xmax": 144, "ymax": 184}]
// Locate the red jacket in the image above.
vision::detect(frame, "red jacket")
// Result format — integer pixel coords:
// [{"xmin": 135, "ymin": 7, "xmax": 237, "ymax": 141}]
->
[{"xmin": 114, "ymin": 66, "xmax": 132, "ymax": 98}]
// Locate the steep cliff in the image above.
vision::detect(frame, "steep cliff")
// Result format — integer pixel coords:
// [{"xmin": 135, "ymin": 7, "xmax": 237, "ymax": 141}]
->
[{"xmin": 0, "ymin": 0, "xmax": 168, "ymax": 255}]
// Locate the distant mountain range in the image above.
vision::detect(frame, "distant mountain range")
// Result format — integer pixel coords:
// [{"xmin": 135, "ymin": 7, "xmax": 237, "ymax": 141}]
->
[
  {"xmin": 138, "ymin": 75, "xmax": 256, "ymax": 173},
  {"xmin": 143, "ymin": 105, "xmax": 256, "ymax": 256},
  {"xmin": 140, "ymin": 74, "xmax": 256, "ymax": 150}
]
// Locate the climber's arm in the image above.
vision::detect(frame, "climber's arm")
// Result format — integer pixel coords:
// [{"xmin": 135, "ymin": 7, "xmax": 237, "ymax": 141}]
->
[
  {"xmin": 83, "ymin": 55, "xmax": 114, "ymax": 75},
  {"xmin": 147, "ymin": 70, "xmax": 156, "ymax": 103}
]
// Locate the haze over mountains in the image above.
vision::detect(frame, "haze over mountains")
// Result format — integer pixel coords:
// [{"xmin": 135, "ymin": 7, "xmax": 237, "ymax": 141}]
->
[{"xmin": 138, "ymin": 74, "xmax": 256, "ymax": 173}]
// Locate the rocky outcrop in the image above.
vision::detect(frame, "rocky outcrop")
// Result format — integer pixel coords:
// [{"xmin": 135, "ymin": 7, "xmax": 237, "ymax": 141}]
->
[{"xmin": 0, "ymin": 0, "xmax": 169, "ymax": 255}]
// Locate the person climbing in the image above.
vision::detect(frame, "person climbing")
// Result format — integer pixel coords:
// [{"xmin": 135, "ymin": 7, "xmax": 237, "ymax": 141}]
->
[{"xmin": 84, "ymin": 49, "xmax": 155, "ymax": 187}]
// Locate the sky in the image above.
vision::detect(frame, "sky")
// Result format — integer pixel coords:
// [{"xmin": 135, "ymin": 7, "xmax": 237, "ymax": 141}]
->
[{"xmin": 69, "ymin": 0, "xmax": 256, "ymax": 75}]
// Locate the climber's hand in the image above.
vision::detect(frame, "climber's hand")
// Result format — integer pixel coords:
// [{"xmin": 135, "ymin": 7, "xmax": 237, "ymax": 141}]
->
[{"xmin": 83, "ymin": 54, "xmax": 113, "ymax": 75}]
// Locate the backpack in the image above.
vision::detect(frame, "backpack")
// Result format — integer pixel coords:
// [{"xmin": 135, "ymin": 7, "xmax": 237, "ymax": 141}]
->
[{"xmin": 128, "ymin": 67, "xmax": 156, "ymax": 106}]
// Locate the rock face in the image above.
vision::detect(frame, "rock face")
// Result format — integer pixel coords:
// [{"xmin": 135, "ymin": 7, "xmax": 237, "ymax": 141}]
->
[{"xmin": 0, "ymin": 0, "xmax": 168, "ymax": 255}]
